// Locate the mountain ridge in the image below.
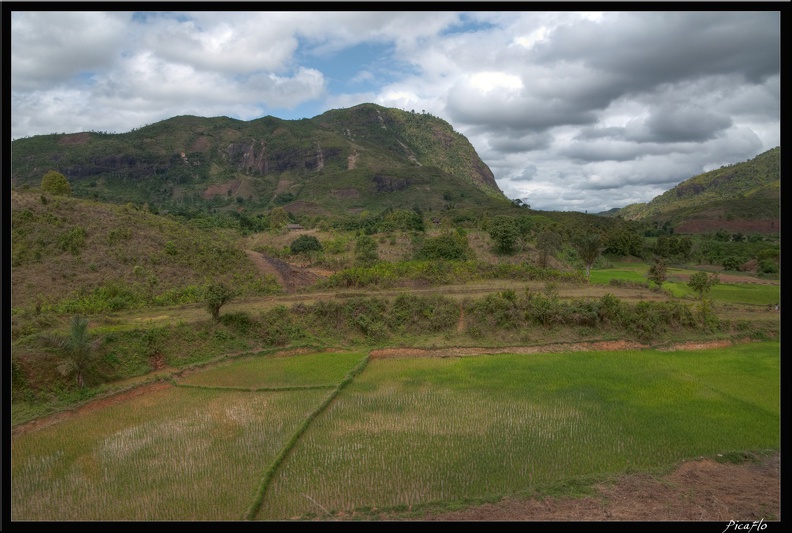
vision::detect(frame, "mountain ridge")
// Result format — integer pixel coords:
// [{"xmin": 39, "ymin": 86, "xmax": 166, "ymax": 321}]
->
[
  {"xmin": 10, "ymin": 104, "xmax": 509, "ymax": 217},
  {"xmin": 606, "ymin": 146, "xmax": 780, "ymax": 232}
]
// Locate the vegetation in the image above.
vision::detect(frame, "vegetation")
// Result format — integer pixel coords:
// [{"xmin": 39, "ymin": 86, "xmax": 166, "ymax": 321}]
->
[
  {"xmin": 572, "ymin": 233, "xmax": 604, "ymax": 282},
  {"xmin": 646, "ymin": 258, "xmax": 668, "ymax": 288},
  {"xmin": 39, "ymin": 315, "xmax": 98, "ymax": 388},
  {"xmin": 204, "ymin": 282, "xmax": 236, "ymax": 321},
  {"xmin": 11, "ymin": 344, "xmax": 779, "ymax": 520},
  {"xmin": 9, "ymin": 105, "xmax": 780, "ymax": 521},
  {"xmin": 290, "ymin": 235, "xmax": 323, "ymax": 254},
  {"xmin": 688, "ymin": 272, "xmax": 720, "ymax": 299},
  {"xmin": 40, "ymin": 170, "xmax": 71, "ymax": 196}
]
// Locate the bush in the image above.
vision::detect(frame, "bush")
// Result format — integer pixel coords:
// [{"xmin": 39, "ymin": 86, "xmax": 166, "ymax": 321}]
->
[
  {"xmin": 40, "ymin": 170, "xmax": 71, "ymax": 196},
  {"xmin": 354, "ymin": 235, "xmax": 379, "ymax": 266},
  {"xmin": 414, "ymin": 231, "xmax": 474, "ymax": 261},
  {"xmin": 758, "ymin": 260, "xmax": 778, "ymax": 274},
  {"xmin": 290, "ymin": 235, "xmax": 323, "ymax": 254}
]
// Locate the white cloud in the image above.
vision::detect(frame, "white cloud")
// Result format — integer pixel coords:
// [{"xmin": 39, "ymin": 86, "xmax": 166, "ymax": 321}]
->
[{"xmin": 10, "ymin": 10, "xmax": 780, "ymax": 213}]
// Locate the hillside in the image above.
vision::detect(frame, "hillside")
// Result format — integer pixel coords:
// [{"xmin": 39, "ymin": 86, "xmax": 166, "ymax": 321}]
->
[
  {"xmin": 9, "ymin": 188, "xmax": 279, "ymax": 314},
  {"xmin": 612, "ymin": 147, "xmax": 780, "ymax": 233},
  {"xmin": 10, "ymin": 104, "xmax": 510, "ymax": 217}
]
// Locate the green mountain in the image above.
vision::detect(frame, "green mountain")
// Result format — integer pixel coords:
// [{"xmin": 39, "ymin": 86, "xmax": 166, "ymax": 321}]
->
[
  {"xmin": 10, "ymin": 104, "xmax": 510, "ymax": 217},
  {"xmin": 612, "ymin": 147, "xmax": 780, "ymax": 233}
]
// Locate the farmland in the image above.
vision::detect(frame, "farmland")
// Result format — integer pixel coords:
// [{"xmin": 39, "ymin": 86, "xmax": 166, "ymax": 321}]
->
[{"xmin": 11, "ymin": 342, "xmax": 779, "ymax": 521}]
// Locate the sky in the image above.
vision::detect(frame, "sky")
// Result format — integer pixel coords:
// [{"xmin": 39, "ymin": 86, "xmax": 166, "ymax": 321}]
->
[{"xmin": 9, "ymin": 9, "xmax": 781, "ymax": 213}]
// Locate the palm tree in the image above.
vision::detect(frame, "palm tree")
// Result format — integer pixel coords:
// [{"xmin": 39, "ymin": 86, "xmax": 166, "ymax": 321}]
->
[{"xmin": 45, "ymin": 315, "xmax": 99, "ymax": 388}]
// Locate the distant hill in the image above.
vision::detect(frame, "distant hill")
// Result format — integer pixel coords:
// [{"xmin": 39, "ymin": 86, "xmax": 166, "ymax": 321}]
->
[
  {"xmin": 10, "ymin": 104, "xmax": 510, "ymax": 217},
  {"xmin": 610, "ymin": 147, "xmax": 780, "ymax": 234}
]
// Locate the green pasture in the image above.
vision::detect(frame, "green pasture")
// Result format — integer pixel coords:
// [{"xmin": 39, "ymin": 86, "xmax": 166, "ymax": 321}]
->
[
  {"xmin": 11, "ymin": 351, "xmax": 366, "ymax": 521},
  {"xmin": 179, "ymin": 351, "xmax": 366, "ymax": 389},
  {"xmin": 591, "ymin": 265, "xmax": 780, "ymax": 305},
  {"xmin": 12, "ymin": 344, "xmax": 779, "ymax": 521},
  {"xmin": 260, "ymin": 343, "xmax": 779, "ymax": 519}
]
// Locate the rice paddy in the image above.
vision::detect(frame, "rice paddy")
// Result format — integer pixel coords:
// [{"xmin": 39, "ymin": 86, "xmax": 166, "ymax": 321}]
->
[{"xmin": 11, "ymin": 344, "xmax": 779, "ymax": 521}]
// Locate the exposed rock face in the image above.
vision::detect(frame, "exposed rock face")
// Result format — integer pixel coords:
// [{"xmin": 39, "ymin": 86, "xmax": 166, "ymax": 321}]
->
[{"xmin": 10, "ymin": 103, "xmax": 509, "ymax": 212}]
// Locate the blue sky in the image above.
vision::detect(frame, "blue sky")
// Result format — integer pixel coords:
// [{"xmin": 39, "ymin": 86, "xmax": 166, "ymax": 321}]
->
[{"xmin": 9, "ymin": 9, "xmax": 781, "ymax": 212}]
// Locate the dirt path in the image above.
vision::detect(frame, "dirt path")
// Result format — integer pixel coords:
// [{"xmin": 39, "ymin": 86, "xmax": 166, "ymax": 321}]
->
[
  {"xmin": 245, "ymin": 250, "xmax": 322, "ymax": 292},
  {"xmin": 410, "ymin": 451, "xmax": 780, "ymax": 522}
]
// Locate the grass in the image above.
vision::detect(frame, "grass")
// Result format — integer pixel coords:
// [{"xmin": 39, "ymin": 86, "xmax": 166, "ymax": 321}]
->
[
  {"xmin": 11, "ymin": 387, "xmax": 330, "ymax": 520},
  {"xmin": 11, "ymin": 343, "xmax": 779, "ymax": 520},
  {"xmin": 258, "ymin": 342, "xmax": 779, "ymax": 519},
  {"xmin": 178, "ymin": 351, "xmax": 366, "ymax": 389}
]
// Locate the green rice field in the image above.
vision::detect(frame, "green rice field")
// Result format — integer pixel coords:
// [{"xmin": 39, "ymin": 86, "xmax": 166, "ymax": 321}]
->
[{"xmin": 11, "ymin": 344, "xmax": 780, "ymax": 521}]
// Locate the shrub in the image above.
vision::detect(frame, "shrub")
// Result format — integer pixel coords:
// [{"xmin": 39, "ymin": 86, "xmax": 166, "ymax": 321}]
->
[
  {"xmin": 758, "ymin": 260, "xmax": 778, "ymax": 274},
  {"xmin": 290, "ymin": 235, "xmax": 323, "ymax": 254},
  {"xmin": 354, "ymin": 235, "xmax": 379, "ymax": 267},
  {"xmin": 487, "ymin": 216, "xmax": 519, "ymax": 254},
  {"xmin": 40, "ymin": 170, "xmax": 71, "ymax": 196},
  {"xmin": 58, "ymin": 227, "xmax": 87, "ymax": 255},
  {"xmin": 414, "ymin": 231, "xmax": 474, "ymax": 261},
  {"xmin": 722, "ymin": 256, "xmax": 742, "ymax": 271}
]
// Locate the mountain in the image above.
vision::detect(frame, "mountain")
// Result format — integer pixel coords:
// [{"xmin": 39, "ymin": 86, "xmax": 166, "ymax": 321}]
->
[
  {"xmin": 611, "ymin": 147, "xmax": 780, "ymax": 233},
  {"xmin": 10, "ymin": 104, "xmax": 510, "ymax": 217}
]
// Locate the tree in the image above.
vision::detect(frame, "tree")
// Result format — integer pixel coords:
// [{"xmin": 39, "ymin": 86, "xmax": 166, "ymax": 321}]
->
[
  {"xmin": 204, "ymin": 282, "xmax": 235, "ymax": 321},
  {"xmin": 290, "ymin": 235, "xmax": 323, "ymax": 254},
  {"xmin": 40, "ymin": 170, "xmax": 71, "ymax": 196},
  {"xmin": 646, "ymin": 258, "xmax": 668, "ymax": 288},
  {"xmin": 536, "ymin": 231, "xmax": 562, "ymax": 268},
  {"xmin": 354, "ymin": 235, "xmax": 379, "ymax": 267},
  {"xmin": 414, "ymin": 230, "xmax": 474, "ymax": 261},
  {"xmin": 688, "ymin": 272, "xmax": 719, "ymax": 299},
  {"xmin": 573, "ymin": 233, "xmax": 604, "ymax": 282},
  {"xmin": 43, "ymin": 315, "xmax": 99, "ymax": 388},
  {"xmin": 488, "ymin": 216, "xmax": 519, "ymax": 254},
  {"xmin": 269, "ymin": 207, "xmax": 289, "ymax": 232}
]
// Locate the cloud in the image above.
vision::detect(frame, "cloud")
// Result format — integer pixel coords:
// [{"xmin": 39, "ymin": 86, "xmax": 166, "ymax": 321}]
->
[
  {"xmin": 9, "ymin": 10, "xmax": 780, "ymax": 213},
  {"xmin": 11, "ymin": 11, "xmax": 131, "ymax": 91}
]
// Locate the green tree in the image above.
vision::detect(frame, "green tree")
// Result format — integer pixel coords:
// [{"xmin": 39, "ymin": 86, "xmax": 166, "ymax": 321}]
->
[
  {"xmin": 536, "ymin": 231, "xmax": 562, "ymax": 268},
  {"xmin": 414, "ymin": 230, "xmax": 474, "ymax": 261},
  {"xmin": 43, "ymin": 315, "xmax": 99, "ymax": 388},
  {"xmin": 488, "ymin": 216, "xmax": 519, "ymax": 254},
  {"xmin": 354, "ymin": 235, "xmax": 379, "ymax": 267},
  {"xmin": 40, "ymin": 170, "xmax": 71, "ymax": 196},
  {"xmin": 290, "ymin": 235, "xmax": 323, "ymax": 254},
  {"xmin": 204, "ymin": 282, "xmax": 235, "ymax": 321},
  {"xmin": 269, "ymin": 207, "xmax": 289, "ymax": 232},
  {"xmin": 646, "ymin": 258, "xmax": 668, "ymax": 288},
  {"xmin": 687, "ymin": 271, "xmax": 720, "ymax": 299},
  {"xmin": 573, "ymin": 232, "xmax": 604, "ymax": 282}
]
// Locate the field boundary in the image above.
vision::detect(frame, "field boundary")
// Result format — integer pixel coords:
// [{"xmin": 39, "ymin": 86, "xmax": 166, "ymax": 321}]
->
[{"xmin": 243, "ymin": 354, "xmax": 371, "ymax": 520}]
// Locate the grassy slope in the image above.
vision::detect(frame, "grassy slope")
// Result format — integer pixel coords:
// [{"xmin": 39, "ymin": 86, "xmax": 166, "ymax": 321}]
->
[
  {"xmin": 10, "ymin": 188, "xmax": 278, "ymax": 312},
  {"xmin": 616, "ymin": 147, "xmax": 780, "ymax": 225}
]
